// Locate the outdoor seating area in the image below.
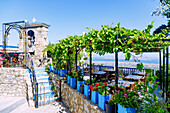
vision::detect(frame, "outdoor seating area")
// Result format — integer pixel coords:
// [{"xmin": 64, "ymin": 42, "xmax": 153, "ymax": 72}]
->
[{"xmin": 43, "ymin": 20, "xmax": 169, "ymax": 112}]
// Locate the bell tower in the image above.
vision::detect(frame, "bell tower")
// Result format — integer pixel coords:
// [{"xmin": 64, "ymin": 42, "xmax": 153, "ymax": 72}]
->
[{"xmin": 19, "ymin": 23, "xmax": 50, "ymax": 67}]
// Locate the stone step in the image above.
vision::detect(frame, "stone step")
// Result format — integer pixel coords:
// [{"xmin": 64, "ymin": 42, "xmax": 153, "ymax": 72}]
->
[
  {"xmin": 38, "ymin": 89, "xmax": 53, "ymax": 94},
  {"xmin": 33, "ymin": 84, "xmax": 53, "ymax": 91},
  {"xmin": 35, "ymin": 72, "xmax": 48, "ymax": 77},
  {"xmin": 34, "ymin": 68, "xmax": 45, "ymax": 73},
  {"xmin": 38, "ymin": 97, "xmax": 59, "ymax": 106},
  {"xmin": 36, "ymin": 76, "xmax": 50, "ymax": 82},
  {"xmin": 34, "ymin": 91, "xmax": 56, "ymax": 100}
]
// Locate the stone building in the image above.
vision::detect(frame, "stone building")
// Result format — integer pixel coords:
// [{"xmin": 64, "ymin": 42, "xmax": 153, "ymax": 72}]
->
[{"xmin": 19, "ymin": 22, "xmax": 50, "ymax": 67}]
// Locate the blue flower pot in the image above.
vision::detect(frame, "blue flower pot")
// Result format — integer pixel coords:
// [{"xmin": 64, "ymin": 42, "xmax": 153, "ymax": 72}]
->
[
  {"xmin": 58, "ymin": 70, "xmax": 60, "ymax": 75},
  {"xmin": 98, "ymin": 93, "xmax": 111, "ymax": 111},
  {"xmin": 125, "ymin": 108, "xmax": 136, "ymax": 113},
  {"xmin": 84, "ymin": 84, "xmax": 90, "ymax": 97},
  {"xmin": 60, "ymin": 69, "xmax": 67, "ymax": 77},
  {"xmin": 156, "ymin": 79, "xmax": 159, "ymax": 82},
  {"xmin": 118, "ymin": 104, "xmax": 126, "ymax": 113},
  {"xmin": 49, "ymin": 66, "xmax": 53, "ymax": 72},
  {"xmin": 118, "ymin": 104, "xmax": 136, "ymax": 113},
  {"xmin": 77, "ymin": 80, "xmax": 85, "ymax": 91},
  {"xmin": 54, "ymin": 69, "xmax": 58, "ymax": 74},
  {"xmin": 70, "ymin": 78, "xmax": 76, "ymax": 87},
  {"xmin": 67, "ymin": 76, "xmax": 70, "ymax": 84},
  {"xmin": 77, "ymin": 66, "xmax": 80, "ymax": 70},
  {"xmin": 91, "ymin": 90, "xmax": 98, "ymax": 104},
  {"xmin": 52, "ymin": 66, "xmax": 55, "ymax": 73}
]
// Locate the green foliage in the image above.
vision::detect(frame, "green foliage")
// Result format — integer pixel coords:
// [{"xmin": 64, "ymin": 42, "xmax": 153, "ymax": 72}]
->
[
  {"xmin": 152, "ymin": 0, "xmax": 170, "ymax": 18},
  {"xmin": 135, "ymin": 71, "xmax": 167, "ymax": 112},
  {"xmin": 110, "ymin": 90, "xmax": 142, "ymax": 108},
  {"xmin": 125, "ymin": 53, "xmax": 131, "ymax": 61},
  {"xmin": 85, "ymin": 78, "xmax": 96, "ymax": 85},
  {"xmin": 97, "ymin": 82, "xmax": 109, "ymax": 96},
  {"xmin": 75, "ymin": 69, "xmax": 84, "ymax": 81},
  {"xmin": 156, "ymin": 64, "xmax": 170, "ymax": 95},
  {"xmin": 136, "ymin": 63, "xmax": 144, "ymax": 71},
  {"xmin": 43, "ymin": 22, "xmax": 169, "ymax": 75}
]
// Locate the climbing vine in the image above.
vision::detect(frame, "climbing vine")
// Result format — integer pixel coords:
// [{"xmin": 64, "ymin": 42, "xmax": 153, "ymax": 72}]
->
[{"xmin": 43, "ymin": 21, "xmax": 169, "ymax": 71}]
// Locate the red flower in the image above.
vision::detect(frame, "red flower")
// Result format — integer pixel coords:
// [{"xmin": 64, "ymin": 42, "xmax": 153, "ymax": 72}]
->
[
  {"xmin": 14, "ymin": 53, "xmax": 17, "ymax": 56},
  {"xmin": 103, "ymin": 82, "xmax": 105, "ymax": 84},
  {"xmin": 105, "ymin": 84, "xmax": 107, "ymax": 86},
  {"xmin": 124, "ymin": 94, "xmax": 128, "ymax": 97},
  {"xmin": 96, "ymin": 83, "xmax": 99, "ymax": 87},
  {"xmin": 118, "ymin": 90, "xmax": 120, "ymax": 94},
  {"xmin": 68, "ymin": 71, "xmax": 71, "ymax": 73},
  {"xmin": 91, "ymin": 88, "xmax": 94, "ymax": 91},
  {"xmin": 90, "ymin": 85, "xmax": 93, "ymax": 90},
  {"xmin": 100, "ymin": 86, "xmax": 103, "ymax": 88},
  {"xmin": 17, "ymin": 61, "xmax": 19, "ymax": 63}
]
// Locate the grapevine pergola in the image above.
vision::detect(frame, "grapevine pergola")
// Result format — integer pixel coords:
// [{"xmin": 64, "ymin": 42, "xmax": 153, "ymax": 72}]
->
[{"xmin": 43, "ymin": 22, "xmax": 170, "ymax": 111}]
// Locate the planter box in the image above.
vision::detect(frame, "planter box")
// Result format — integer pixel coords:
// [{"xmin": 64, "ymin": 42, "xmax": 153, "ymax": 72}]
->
[
  {"xmin": 52, "ymin": 66, "xmax": 58, "ymax": 74},
  {"xmin": 77, "ymin": 80, "xmax": 85, "ymax": 91},
  {"xmin": 67, "ymin": 76, "xmax": 70, "ymax": 84},
  {"xmin": 126, "ymin": 108, "xmax": 136, "ymax": 113},
  {"xmin": 91, "ymin": 90, "xmax": 98, "ymax": 104},
  {"xmin": 60, "ymin": 69, "xmax": 67, "ymax": 77},
  {"xmin": 98, "ymin": 93, "xmax": 111, "ymax": 111},
  {"xmin": 118, "ymin": 104, "xmax": 136, "ymax": 113},
  {"xmin": 77, "ymin": 66, "xmax": 80, "ymax": 70},
  {"xmin": 49, "ymin": 66, "xmax": 53, "ymax": 72},
  {"xmin": 84, "ymin": 84, "xmax": 90, "ymax": 97},
  {"xmin": 58, "ymin": 70, "xmax": 60, "ymax": 75},
  {"xmin": 52, "ymin": 66, "xmax": 55, "ymax": 73},
  {"xmin": 70, "ymin": 78, "xmax": 76, "ymax": 87},
  {"xmin": 54, "ymin": 69, "xmax": 58, "ymax": 74}
]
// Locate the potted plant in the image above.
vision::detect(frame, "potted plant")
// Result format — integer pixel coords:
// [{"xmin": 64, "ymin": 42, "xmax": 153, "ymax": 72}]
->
[
  {"xmin": 76, "ymin": 69, "xmax": 85, "ymax": 91},
  {"xmin": 60, "ymin": 68, "xmax": 67, "ymax": 77},
  {"xmin": 67, "ymin": 70, "xmax": 71, "ymax": 84},
  {"xmin": 69, "ymin": 70, "xmax": 76, "ymax": 88},
  {"xmin": 80, "ymin": 84, "xmax": 84, "ymax": 94},
  {"xmin": 84, "ymin": 79, "xmax": 96, "ymax": 98},
  {"xmin": 97, "ymin": 82, "xmax": 111, "ymax": 111},
  {"xmin": 84, "ymin": 79, "xmax": 90, "ymax": 97},
  {"xmin": 105, "ymin": 94, "xmax": 116, "ymax": 113},
  {"xmin": 53, "ymin": 65, "xmax": 58, "ymax": 74},
  {"xmin": 90, "ymin": 83, "xmax": 98, "ymax": 104},
  {"xmin": 111, "ymin": 89, "xmax": 141, "ymax": 113},
  {"xmin": 59, "ymin": 63, "xmax": 67, "ymax": 77},
  {"xmin": 49, "ymin": 63, "xmax": 53, "ymax": 72}
]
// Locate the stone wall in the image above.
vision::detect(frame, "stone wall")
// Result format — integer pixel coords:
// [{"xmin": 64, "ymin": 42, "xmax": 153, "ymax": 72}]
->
[
  {"xmin": 0, "ymin": 68, "xmax": 31, "ymax": 97},
  {"xmin": 50, "ymin": 73, "xmax": 105, "ymax": 113},
  {"xmin": 62, "ymin": 84, "xmax": 105, "ymax": 113}
]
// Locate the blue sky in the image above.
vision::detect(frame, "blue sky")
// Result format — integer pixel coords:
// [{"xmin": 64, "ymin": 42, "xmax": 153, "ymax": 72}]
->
[
  {"xmin": 0, "ymin": 0, "xmax": 168, "ymax": 63},
  {"xmin": 0, "ymin": 0, "xmax": 168, "ymax": 45}
]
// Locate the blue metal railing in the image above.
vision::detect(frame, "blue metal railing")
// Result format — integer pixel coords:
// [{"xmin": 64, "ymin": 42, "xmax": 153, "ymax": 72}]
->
[
  {"xmin": 27, "ymin": 53, "xmax": 38, "ymax": 108},
  {"xmin": 50, "ymin": 64, "xmax": 154, "ymax": 77},
  {"xmin": 82, "ymin": 64, "xmax": 154, "ymax": 76}
]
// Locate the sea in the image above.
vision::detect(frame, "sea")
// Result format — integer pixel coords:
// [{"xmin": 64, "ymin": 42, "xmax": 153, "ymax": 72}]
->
[{"xmin": 90, "ymin": 57, "xmax": 170, "ymax": 64}]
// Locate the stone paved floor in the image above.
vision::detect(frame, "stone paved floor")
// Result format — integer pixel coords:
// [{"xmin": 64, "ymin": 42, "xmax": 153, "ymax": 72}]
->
[{"xmin": 0, "ymin": 96, "xmax": 70, "ymax": 113}]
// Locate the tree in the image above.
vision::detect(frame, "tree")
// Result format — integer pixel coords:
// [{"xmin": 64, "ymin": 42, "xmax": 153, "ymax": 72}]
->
[{"xmin": 152, "ymin": 0, "xmax": 170, "ymax": 18}]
